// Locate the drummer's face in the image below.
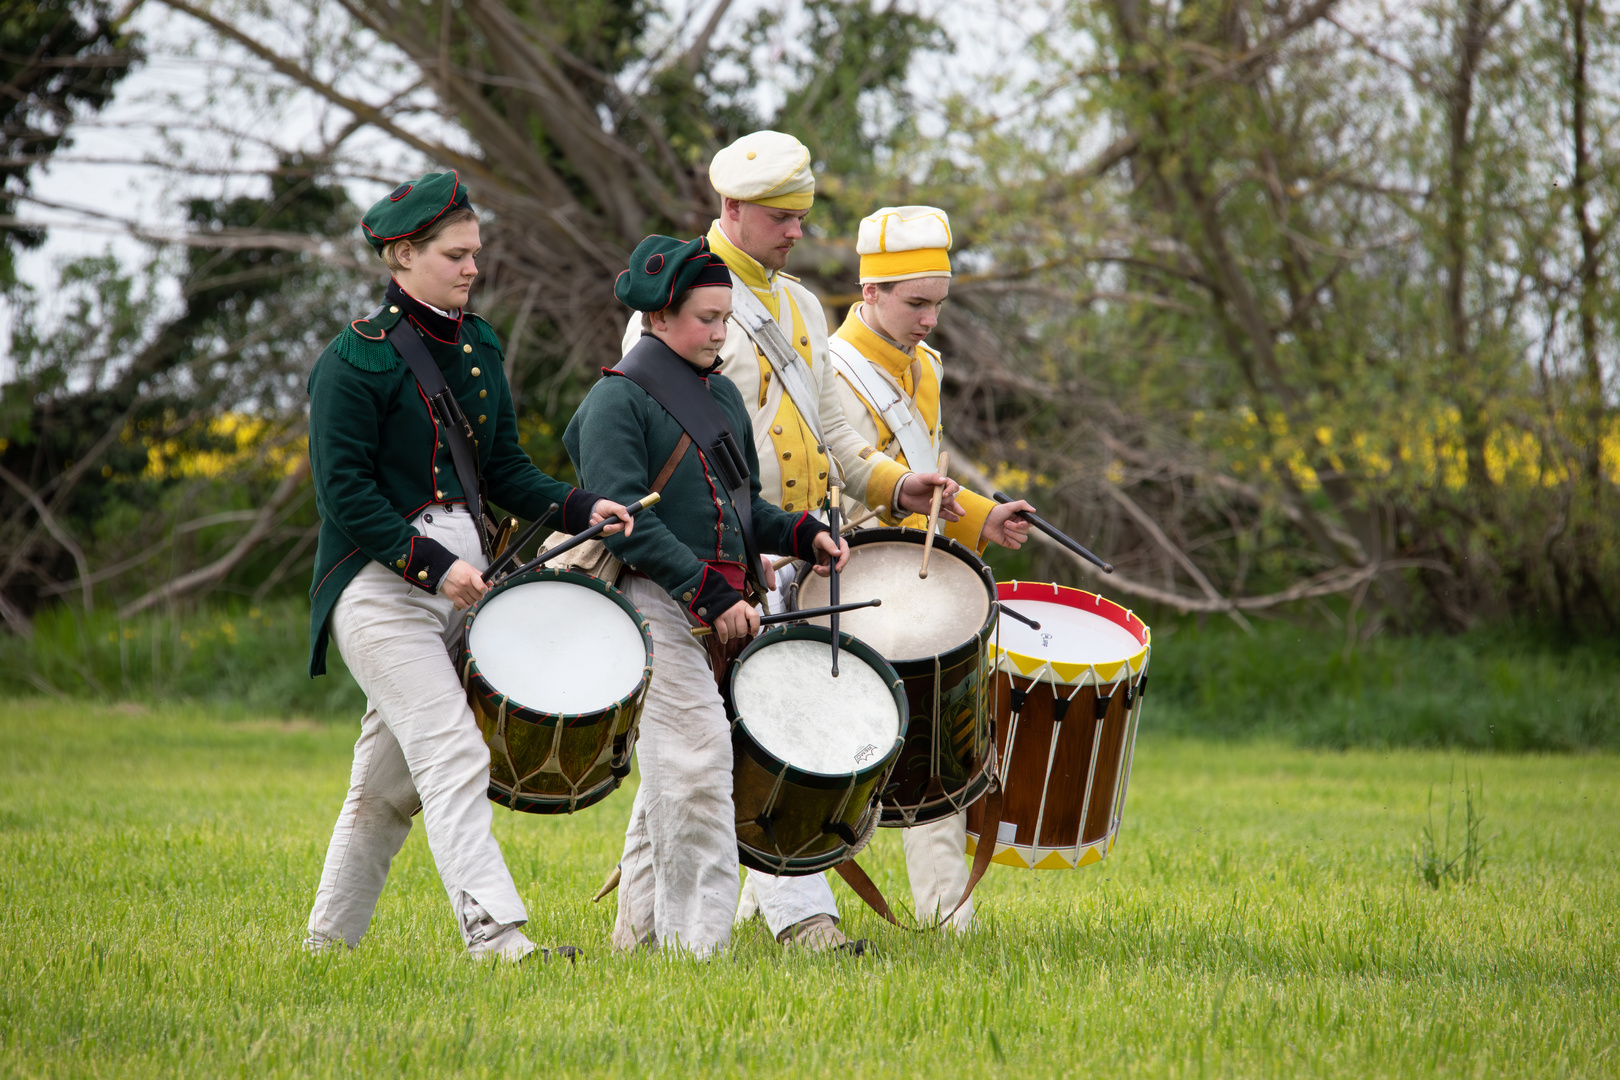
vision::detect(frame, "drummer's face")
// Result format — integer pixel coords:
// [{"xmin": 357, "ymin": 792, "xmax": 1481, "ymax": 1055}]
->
[
  {"xmin": 863, "ymin": 276, "xmax": 949, "ymax": 348},
  {"xmin": 650, "ymin": 286, "xmax": 732, "ymax": 369}
]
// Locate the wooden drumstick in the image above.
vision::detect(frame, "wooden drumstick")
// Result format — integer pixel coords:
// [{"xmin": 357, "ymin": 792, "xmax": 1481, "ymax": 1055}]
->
[
  {"xmin": 918, "ymin": 450, "xmax": 949, "ymax": 579},
  {"xmin": 689, "ymin": 599, "xmax": 881, "ymax": 638},
  {"xmin": 769, "ymin": 504, "xmax": 884, "ymax": 572}
]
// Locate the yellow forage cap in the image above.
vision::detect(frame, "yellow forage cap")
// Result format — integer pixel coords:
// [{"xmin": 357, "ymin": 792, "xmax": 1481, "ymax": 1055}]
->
[
  {"xmin": 709, "ymin": 131, "xmax": 815, "ymax": 210},
  {"xmin": 857, "ymin": 205, "xmax": 952, "ymax": 283}
]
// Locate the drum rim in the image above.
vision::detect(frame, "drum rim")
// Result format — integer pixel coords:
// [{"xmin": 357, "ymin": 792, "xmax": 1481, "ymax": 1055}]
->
[
  {"xmin": 460, "ymin": 567, "xmax": 654, "ymax": 727},
  {"xmin": 794, "ymin": 526, "xmax": 1000, "ymax": 666},
  {"xmin": 725, "ymin": 624, "xmax": 908, "ymax": 790},
  {"xmin": 992, "ymin": 580, "xmax": 1151, "ymax": 685}
]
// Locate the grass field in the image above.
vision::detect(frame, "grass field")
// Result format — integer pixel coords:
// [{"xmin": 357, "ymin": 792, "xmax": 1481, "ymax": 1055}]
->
[{"xmin": 1, "ymin": 699, "xmax": 1615, "ymax": 1078}]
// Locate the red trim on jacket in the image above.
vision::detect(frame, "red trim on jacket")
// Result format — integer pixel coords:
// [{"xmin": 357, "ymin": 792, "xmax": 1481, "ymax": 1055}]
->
[{"xmin": 313, "ymin": 548, "xmax": 359, "ymax": 596}]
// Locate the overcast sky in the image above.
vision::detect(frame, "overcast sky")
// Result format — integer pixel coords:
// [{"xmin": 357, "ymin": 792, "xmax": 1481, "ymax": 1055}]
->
[{"xmin": 2, "ymin": 0, "xmax": 1065, "ymax": 371}]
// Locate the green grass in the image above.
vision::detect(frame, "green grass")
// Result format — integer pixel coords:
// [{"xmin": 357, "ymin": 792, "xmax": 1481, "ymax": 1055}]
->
[
  {"xmin": 1, "ymin": 700, "xmax": 1615, "ymax": 1078},
  {"xmin": 6, "ymin": 601, "xmax": 1618, "ymax": 751}
]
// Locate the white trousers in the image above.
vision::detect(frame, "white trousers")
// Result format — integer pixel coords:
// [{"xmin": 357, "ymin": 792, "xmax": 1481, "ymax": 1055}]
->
[
  {"xmin": 735, "ymin": 812, "xmax": 974, "ymax": 933},
  {"xmin": 609, "ymin": 576, "xmax": 738, "ymax": 958},
  {"xmin": 306, "ymin": 507, "xmax": 527, "ymax": 949}
]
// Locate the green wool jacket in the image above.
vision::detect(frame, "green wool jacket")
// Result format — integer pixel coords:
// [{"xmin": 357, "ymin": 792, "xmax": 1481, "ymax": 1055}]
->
[
  {"xmin": 563, "ymin": 335, "xmax": 827, "ymax": 625},
  {"xmin": 305, "ymin": 280, "xmax": 599, "ymax": 676}
]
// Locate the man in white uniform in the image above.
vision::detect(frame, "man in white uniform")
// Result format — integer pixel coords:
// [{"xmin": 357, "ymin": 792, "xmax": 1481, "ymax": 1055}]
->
[
  {"xmin": 826, "ymin": 205, "xmax": 1034, "ymax": 930},
  {"xmin": 619, "ymin": 132, "xmax": 963, "ymax": 951}
]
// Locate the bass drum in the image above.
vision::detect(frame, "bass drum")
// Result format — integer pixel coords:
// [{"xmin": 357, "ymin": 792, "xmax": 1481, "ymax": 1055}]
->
[
  {"xmin": 795, "ymin": 527, "xmax": 997, "ymax": 827},
  {"xmin": 457, "ymin": 568, "xmax": 652, "ymax": 814},
  {"xmin": 725, "ymin": 625, "xmax": 907, "ymax": 875}
]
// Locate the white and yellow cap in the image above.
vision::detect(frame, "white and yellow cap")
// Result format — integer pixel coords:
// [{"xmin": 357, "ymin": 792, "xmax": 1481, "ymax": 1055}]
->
[
  {"xmin": 709, "ymin": 131, "xmax": 815, "ymax": 211},
  {"xmin": 857, "ymin": 205, "xmax": 952, "ymax": 283}
]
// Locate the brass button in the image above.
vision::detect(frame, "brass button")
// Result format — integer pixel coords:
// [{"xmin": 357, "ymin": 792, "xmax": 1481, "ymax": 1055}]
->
[
  {"xmin": 772, "ymin": 425, "xmax": 783, "ymax": 435},
  {"xmin": 479, "ymin": 389, "xmax": 487, "ymax": 399},
  {"xmin": 784, "ymin": 502, "xmax": 794, "ymax": 511},
  {"xmin": 395, "ymin": 558, "xmax": 406, "ymax": 568},
  {"xmin": 818, "ymin": 472, "xmax": 827, "ymax": 480},
  {"xmin": 785, "ymin": 479, "xmax": 796, "ymax": 488},
  {"xmin": 435, "ymin": 489, "xmax": 444, "ymax": 498},
  {"xmin": 389, "ymin": 305, "xmax": 399, "ymax": 313},
  {"xmin": 463, "ymin": 344, "xmax": 473, "ymax": 353},
  {"xmin": 682, "ymin": 591, "xmax": 693, "ymax": 601},
  {"xmin": 782, "ymin": 451, "xmax": 792, "ymax": 460},
  {"xmin": 478, "ymin": 415, "xmax": 487, "ymax": 424},
  {"xmin": 800, "ymin": 335, "xmax": 808, "ymax": 346},
  {"xmin": 433, "ymin": 465, "xmax": 439, "ymax": 474},
  {"xmin": 763, "ymin": 371, "xmax": 772, "ymax": 382},
  {"xmin": 470, "ymin": 367, "xmax": 480, "ymax": 377},
  {"xmin": 697, "ymin": 607, "xmax": 707, "ymax": 617},
  {"xmin": 417, "ymin": 570, "xmax": 429, "ymax": 581}
]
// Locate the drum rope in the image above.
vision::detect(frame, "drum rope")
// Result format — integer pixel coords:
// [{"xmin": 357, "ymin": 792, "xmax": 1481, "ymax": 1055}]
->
[{"xmin": 1074, "ymin": 684, "xmax": 1111, "ymax": 859}]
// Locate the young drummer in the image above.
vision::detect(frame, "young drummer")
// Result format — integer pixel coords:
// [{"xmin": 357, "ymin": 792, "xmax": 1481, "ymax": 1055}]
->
[
  {"xmin": 827, "ymin": 205, "xmax": 1034, "ymax": 930},
  {"xmin": 631, "ymin": 131, "xmax": 965, "ymax": 952},
  {"xmin": 565, "ymin": 235, "xmax": 849, "ymax": 957},
  {"xmin": 303, "ymin": 171, "xmax": 633, "ymax": 961}
]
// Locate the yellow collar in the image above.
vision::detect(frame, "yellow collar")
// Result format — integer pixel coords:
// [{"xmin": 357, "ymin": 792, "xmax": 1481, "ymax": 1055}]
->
[
  {"xmin": 707, "ymin": 220, "xmax": 774, "ymax": 297},
  {"xmin": 839, "ymin": 303, "xmax": 915, "ymax": 378}
]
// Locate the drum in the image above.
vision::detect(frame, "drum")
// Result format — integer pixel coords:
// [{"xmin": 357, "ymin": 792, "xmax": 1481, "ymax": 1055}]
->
[
  {"xmin": 965, "ymin": 582, "xmax": 1150, "ymax": 869},
  {"xmin": 795, "ymin": 527, "xmax": 997, "ymax": 827},
  {"xmin": 726, "ymin": 624, "xmax": 907, "ymax": 875},
  {"xmin": 457, "ymin": 568, "xmax": 653, "ymax": 814}
]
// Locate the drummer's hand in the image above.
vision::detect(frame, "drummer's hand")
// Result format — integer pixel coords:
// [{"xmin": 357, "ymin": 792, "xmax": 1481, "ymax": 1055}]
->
[
  {"xmin": 982, "ymin": 500, "xmax": 1035, "ymax": 550},
  {"xmin": 896, "ymin": 471, "xmax": 964, "ymax": 522},
  {"xmin": 714, "ymin": 599, "xmax": 760, "ymax": 643},
  {"xmin": 759, "ymin": 554, "xmax": 778, "ymax": 593},
  {"xmin": 807, "ymin": 531, "xmax": 850, "ymax": 576},
  {"xmin": 590, "ymin": 499, "xmax": 635, "ymax": 537},
  {"xmin": 441, "ymin": 559, "xmax": 491, "ymax": 610}
]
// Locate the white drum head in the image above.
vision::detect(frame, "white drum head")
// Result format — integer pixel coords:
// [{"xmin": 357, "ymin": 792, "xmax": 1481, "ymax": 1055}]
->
[
  {"xmin": 469, "ymin": 580, "xmax": 646, "ymax": 715},
  {"xmin": 995, "ymin": 600, "xmax": 1143, "ymax": 668},
  {"xmin": 732, "ymin": 639, "xmax": 900, "ymax": 776},
  {"xmin": 797, "ymin": 541, "xmax": 990, "ymax": 661}
]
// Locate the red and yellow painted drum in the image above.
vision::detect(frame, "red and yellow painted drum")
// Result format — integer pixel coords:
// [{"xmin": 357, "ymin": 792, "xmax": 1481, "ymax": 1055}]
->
[{"xmin": 965, "ymin": 582, "xmax": 1150, "ymax": 869}]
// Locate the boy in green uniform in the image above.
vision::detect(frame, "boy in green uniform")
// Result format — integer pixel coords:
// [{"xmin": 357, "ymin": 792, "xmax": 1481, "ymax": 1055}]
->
[
  {"xmin": 303, "ymin": 170, "xmax": 633, "ymax": 961},
  {"xmin": 564, "ymin": 235, "xmax": 849, "ymax": 956}
]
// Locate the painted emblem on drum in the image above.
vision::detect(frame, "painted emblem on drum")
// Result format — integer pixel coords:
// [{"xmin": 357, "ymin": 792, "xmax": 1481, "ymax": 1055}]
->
[
  {"xmin": 1042, "ymin": 633, "xmax": 1053, "ymax": 647},
  {"xmin": 853, "ymin": 743, "xmax": 879, "ymax": 764}
]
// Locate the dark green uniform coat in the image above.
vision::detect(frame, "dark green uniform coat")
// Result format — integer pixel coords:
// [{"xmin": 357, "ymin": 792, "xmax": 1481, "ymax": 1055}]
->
[
  {"xmin": 306, "ymin": 281, "xmax": 599, "ymax": 676},
  {"xmin": 563, "ymin": 335, "xmax": 827, "ymax": 624}
]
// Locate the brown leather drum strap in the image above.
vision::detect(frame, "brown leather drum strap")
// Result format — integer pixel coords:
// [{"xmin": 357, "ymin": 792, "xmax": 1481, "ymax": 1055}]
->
[
  {"xmin": 650, "ymin": 433, "xmax": 692, "ymax": 495},
  {"xmin": 833, "ymin": 858, "xmax": 910, "ymax": 929},
  {"xmin": 943, "ymin": 784, "xmax": 1003, "ymax": 925}
]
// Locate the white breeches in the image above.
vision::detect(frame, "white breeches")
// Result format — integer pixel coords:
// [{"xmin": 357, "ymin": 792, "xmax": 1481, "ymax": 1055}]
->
[
  {"xmin": 609, "ymin": 576, "xmax": 739, "ymax": 958},
  {"xmin": 736, "ymin": 812, "xmax": 974, "ymax": 933},
  {"xmin": 306, "ymin": 506, "xmax": 527, "ymax": 949}
]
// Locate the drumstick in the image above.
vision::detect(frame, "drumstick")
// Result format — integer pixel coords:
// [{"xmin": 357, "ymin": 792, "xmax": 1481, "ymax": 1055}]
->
[
  {"xmin": 827, "ymin": 485, "xmax": 841, "ymax": 677},
  {"xmin": 998, "ymin": 603, "xmax": 1042, "ymax": 631},
  {"xmin": 992, "ymin": 491, "xmax": 1114, "ymax": 573},
  {"xmin": 769, "ymin": 505, "xmax": 884, "ymax": 572},
  {"xmin": 591, "ymin": 863, "xmax": 621, "ymax": 902},
  {"xmin": 918, "ymin": 450, "xmax": 949, "ymax": 579},
  {"xmin": 689, "ymin": 598, "xmax": 881, "ymax": 639},
  {"xmin": 483, "ymin": 503, "xmax": 558, "ymax": 584},
  {"xmin": 507, "ymin": 492, "xmax": 661, "ymax": 579}
]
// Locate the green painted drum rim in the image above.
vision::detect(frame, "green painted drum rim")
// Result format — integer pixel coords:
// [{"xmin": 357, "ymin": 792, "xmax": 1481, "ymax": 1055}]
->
[
  {"xmin": 459, "ymin": 567, "xmax": 654, "ymax": 728},
  {"xmin": 725, "ymin": 623, "xmax": 909, "ymax": 790}
]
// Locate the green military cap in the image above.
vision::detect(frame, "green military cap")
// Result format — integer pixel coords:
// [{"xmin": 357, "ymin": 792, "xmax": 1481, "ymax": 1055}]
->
[
  {"xmin": 360, "ymin": 170, "xmax": 471, "ymax": 252},
  {"xmin": 614, "ymin": 235, "xmax": 732, "ymax": 312}
]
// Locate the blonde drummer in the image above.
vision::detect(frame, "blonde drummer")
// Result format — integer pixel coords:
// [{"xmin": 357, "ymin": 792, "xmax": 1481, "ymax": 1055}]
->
[{"xmin": 826, "ymin": 205, "xmax": 1034, "ymax": 930}]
